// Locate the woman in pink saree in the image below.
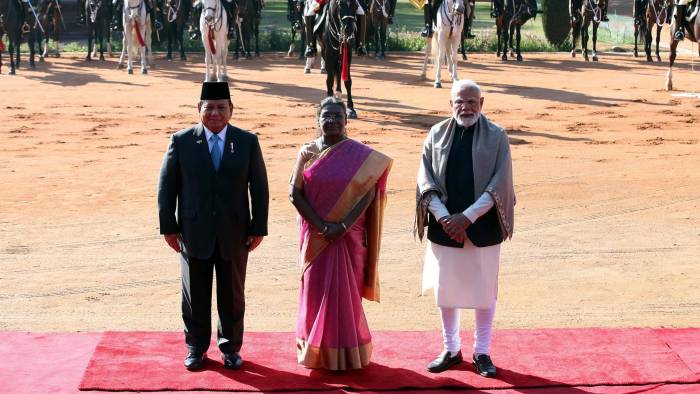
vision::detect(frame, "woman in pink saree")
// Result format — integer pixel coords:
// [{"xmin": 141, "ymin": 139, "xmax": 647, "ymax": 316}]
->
[{"xmin": 289, "ymin": 98, "xmax": 392, "ymax": 371}]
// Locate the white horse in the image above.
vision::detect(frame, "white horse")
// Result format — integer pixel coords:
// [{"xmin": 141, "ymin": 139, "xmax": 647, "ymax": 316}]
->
[
  {"xmin": 200, "ymin": 0, "xmax": 228, "ymax": 82},
  {"xmin": 118, "ymin": 0, "xmax": 152, "ymax": 74},
  {"xmin": 420, "ymin": 0, "xmax": 465, "ymax": 88}
]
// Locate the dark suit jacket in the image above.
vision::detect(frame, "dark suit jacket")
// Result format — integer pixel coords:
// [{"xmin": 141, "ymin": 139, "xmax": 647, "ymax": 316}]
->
[{"xmin": 158, "ymin": 123, "xmax": 269, "ymax": 261}]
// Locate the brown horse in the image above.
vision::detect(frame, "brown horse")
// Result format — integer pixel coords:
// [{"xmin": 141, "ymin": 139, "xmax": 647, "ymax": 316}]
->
[
  {"xmin": 571, "ymin": 0, "xmax": 606, "ymax": 61},
  {"xmin": 633, "ymin": 0, "xmax": 648, "ymax": 58},
  {"xmin": 644, "ymin": 0, "xmax": 670, "ymax": 62},
  {"xmin": 500, "ymin": 0, "xmax": 537, "ymax": 61},
  {"xmin": 36, "ymin": 0, "xmax": 63, "ymax": 59},
  {"xmin": 666, "ymin": 2, "xmax": 700, "ymax": 90},
  {"xmin": 366, "ymin": 0, "xmax": 394, "ymax": 59}
]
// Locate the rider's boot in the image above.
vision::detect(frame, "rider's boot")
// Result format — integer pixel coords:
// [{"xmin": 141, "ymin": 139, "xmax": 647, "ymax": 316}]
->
[
  {"xmin": 147, "ymin": 0, "xmax": 163, "ymax": 31},
  {"xmin": 674, "ymin": 4, "xmax": 687, "ymax": 41},
  {"xmin": 304, "ymin": 15, "xmax": 317, "ymax": 57},
  {"xmin": 421, "ymin": 0, "xmax": 432, "ymax": 37},
  {"xmin": 357, "ymin": 14, "xmax": 367, "ymax": 56},
  {"xmin": 77, "ymin": 0, "xmax": 86, "ymax": 25}
]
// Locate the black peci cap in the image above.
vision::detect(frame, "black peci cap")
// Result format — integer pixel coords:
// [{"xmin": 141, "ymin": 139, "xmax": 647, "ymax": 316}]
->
[{"xmin": 200, "ymin": 81, "xmax": 231, "ymax": 100}]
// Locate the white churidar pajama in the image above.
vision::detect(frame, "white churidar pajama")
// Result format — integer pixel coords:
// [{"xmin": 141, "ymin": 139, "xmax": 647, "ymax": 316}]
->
[{"xmin": 422, "ymin": 192, "xmax": 499, "ymax": 355}]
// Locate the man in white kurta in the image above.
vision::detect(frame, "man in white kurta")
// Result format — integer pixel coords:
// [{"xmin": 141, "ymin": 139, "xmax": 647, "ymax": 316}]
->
[{"xmin": 416, "ymin": 79, "xmax": 515, "ymax": 377}]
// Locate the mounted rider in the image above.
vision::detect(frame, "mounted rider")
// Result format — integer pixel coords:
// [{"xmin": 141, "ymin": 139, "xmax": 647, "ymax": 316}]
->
[
  {"xmin": 568, "ymin": 0, "xmax": 609, "ymax": 23},
  {"xmin": 304, "ymin": 0, "xmax": 368, "ymax": 57},
  {"xmin": 78, "ymin": 0, "xmax": 162, "ymax": 32},
  {"xmin": 421, "ymin": 0, "xmax": 465, "ymax": 37}
]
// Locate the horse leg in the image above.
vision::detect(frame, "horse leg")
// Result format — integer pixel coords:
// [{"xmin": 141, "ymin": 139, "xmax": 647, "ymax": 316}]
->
[
  {"xmin": 325, "ymin": 64, "xmax": 334, "ymax": 96},
  {"xmin": 9, "ymin": 39, "xmax": 16, "ymax": 75},
  {"xmin": 501, "ymin": 23, "xmax": 508, "ymax": 60},
  {"xmin": 380, "ymin": 23, "xmax": 387, "ymax": 59},
  {"xmin": 645, "ymin": 21, "xmax": 653, "ymax": 61},
  {"xmin": 655, "ymin": 25, "xmax": 662, "ymax": 62},
  {"xmin": 666, "ymin": 40, "xmax": 677, "ymax": 90},
  {"xmin": 516, "ymin": 25, "xmax": 522, "ymax": 61},
  {"xmin": 180, "ymin": 22, "xmax": 187, "ymax": 61},
  {"xmin": 87, "ymin": 28, "xmax": 94, "ymax": 61},
  {"xmin": 434, "ymin": 33, "xmax": 444, "ymax": 88},
  {"xmin": 420, "ymin": 36, "xmax": 429, "ymax": 79},
  {"xmin": 592, "ymin": 22, "xmax": 598, "ymax": 61},
  {"xmin": 29, "ymin": 30, "xmax": 36, "ymax": 68},
  {"xmin": 634, "ymin": 24, "xmax": 639, "ymax": 57},
  {"xmin": 255, "ymin": 21, "xmax": 260, "ymax": 57},
  {"xmin": 582, "ymin": 22, "xmax": 589, "ymax": 61},
  {"xmin": 450, "ymin": 35, "xmax": 459, "ymax": 81},
  {"xmin": 220, "ymin": 35, "xmax": 229, "ymax": 82},
  {"xmin": 509, "ymin": 24, "xmax": 515, "ymax": 58}
]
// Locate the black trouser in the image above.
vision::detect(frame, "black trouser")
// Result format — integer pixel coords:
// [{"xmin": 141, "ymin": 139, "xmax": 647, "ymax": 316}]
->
[{"xmin": 180, "ymin": 242, "xmax": 248, "ymax": 354}]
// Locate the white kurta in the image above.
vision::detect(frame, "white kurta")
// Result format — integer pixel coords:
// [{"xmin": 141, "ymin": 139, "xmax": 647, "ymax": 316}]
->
[{"xmin": 421, "ymin": 192, "xmax": 500, "ymax": 309}]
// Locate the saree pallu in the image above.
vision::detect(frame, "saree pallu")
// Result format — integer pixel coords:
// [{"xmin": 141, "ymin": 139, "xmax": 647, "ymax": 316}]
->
[{"xmin": 296, "ymin": 139, "xmax": 392, "ymax": 370}]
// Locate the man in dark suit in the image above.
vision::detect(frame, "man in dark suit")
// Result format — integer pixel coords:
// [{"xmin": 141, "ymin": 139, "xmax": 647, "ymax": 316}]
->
[{"xmin": 158, "ymin": 82, "xmax": 269, "ymax": 371}]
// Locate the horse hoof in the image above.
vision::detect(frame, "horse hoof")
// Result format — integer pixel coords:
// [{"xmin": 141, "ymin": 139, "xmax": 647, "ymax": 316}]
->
[
  {"xmin": 571, "ymin": 51, "xmax": 576, "ymax": 58},
  {"xmin": 634, "ymin": 52, "xmax": 638, "ymax": 58},
  {"xmin": 56, "ymin": 53, "xmax": 61, "ymax": 58},
  {"xmin": 347, "ymin": 109, "xmax": 357, "ymax": 119},
  {"xmin": 128, "ymin": 69, "xmax": 133, "ymax": 74},
  {"xmin": 9, "ymin": 69, "xmax": 15, "ymax": 75},
  {"xmin": 304, "ymin": 68, "xmax": 310, "ymax": 74},
  {"xmin": 99, "ymin": 58, "xmax": 105, "ymax": 63},
  {"xmin": 646, "ymin": 57, "xmax": 653, "ymax": 63},
  {"xmin": 86, "ymin": 57, "xmax": 92, "ymax": 62},
  {"xmin": 141, "ymin": 69, "xmax": 147, "ymax": 75},
  {"xmin": 320, "ymin": 68, "xmax": 327, "ymax": 74},
  {"xmin": 592, "ymin": 56, "xmax": 598, "ymax": 62},
  {"xmin": 181, "ymin": 55, "xmax": 187, "ymax": 61},
  {"xmin": 117, "ymin": 63, "xmax": 123, "ymax": 69},
  {"xmin": 39, "ymin": 57, "xmax": 45, "ymax": 63},
  {"xmin": 501, "ymin": 56, "xmax": 507, "ymax": 61},
  {"xmin": 462, "ymin": 54, "xmax": 467, "ymax": 61},
  {"xmin": 656, "ymin": 56, "xmax": 661, "ymax": 62},
  {"xmin": 30, "ymin": 62, "xmax": 36, "ymax": 69},
  {"xmin": 516, "ymin": 55, "xmax": 523, "ymax": 62},
  {"xmin": 434, "ymin": 81, "xmax": 442, "ymax": 88}
]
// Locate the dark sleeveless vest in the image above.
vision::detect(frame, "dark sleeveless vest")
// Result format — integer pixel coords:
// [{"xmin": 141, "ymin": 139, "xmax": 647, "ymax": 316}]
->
[{"xmin": 427, "ymin": 124, "xmax": 504, "ymax": 248}]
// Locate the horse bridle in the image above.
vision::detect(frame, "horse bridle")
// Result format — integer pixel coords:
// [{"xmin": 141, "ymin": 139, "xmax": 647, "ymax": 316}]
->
[
  {"xmin": 327, "ymin": 0, "xmax": 355, "ymax": 49},
  {"xmin": 166, "ymin": 0, "xmax": 181, "ymax": 23},
  {"xmin": 372, "ymin": 0, "xmax": 386, "ymax": 18},
  {"xmin": 649, "ymin": 0, "xmax": 669, "ymax": 27},
  {"xmin": 203, "ymin": 0, "xmax": 223, "ymax": 31},
  {"xmin": 88, "ymin": 0, "xmax": 101, "ymax": 24},
  {"xmin": 584, "ymin": 0, "xmax": 603, "ymax": 23},
  {"xmin": 126, "ymin": 0, "xmax": 144, "ymax": 18},
  {"xmin": 440, "ymin": 0, "xmax": 463, "ymax": 35}
]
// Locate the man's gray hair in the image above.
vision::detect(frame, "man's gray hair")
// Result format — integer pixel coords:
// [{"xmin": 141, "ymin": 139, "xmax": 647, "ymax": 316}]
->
[{"xmin": 451, "ymin": 79, "xmax": 482, "ymax": 98}]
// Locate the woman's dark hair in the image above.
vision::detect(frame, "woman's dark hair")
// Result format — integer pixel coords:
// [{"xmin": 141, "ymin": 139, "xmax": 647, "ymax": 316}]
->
[{"xmin": 316, "ymin": 97, "xmax": 347, "ymax": 119}]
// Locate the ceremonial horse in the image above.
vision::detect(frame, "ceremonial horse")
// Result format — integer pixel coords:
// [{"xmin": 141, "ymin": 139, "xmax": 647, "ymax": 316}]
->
[
  {"xmin": 500, "ymin": 0, "xmax": 536, "ymax": 61},
  {"xmin": 287, "ymin": 0, "xmax": 306, "ymax": 58},
  {"xmin": 666, "ymin": 1, "xmax": 699, "ymax": 90},
  {"xmin": 571, "ymin": 0, "xmax": 606, "ymax": 61},
  {"xmin": 200, "ymin": 0, "xmax": 228, "ymax": 81},
  {"xmin": 459, "ymin": 0, "xmax": 474, "ymax": 60},
  {"xmin": 366, "ymin": 0, "xmax": 394, "ymax": 59},
  {"xmin": 162, "ymin": 0, "xmax": 190, "ymax": 60},
  {"xmin": 36, "ymin": 0, "xmax": 64, "ymax": 58},
  {"xmin": 633, "ymin": 0, "xmax": 649, "ymax": 58},
  {"xmin": 85, "ymin": 0, "xmax": 112, "ymax": 61},
  {"xmin": 235, "ymin": 0, "xmax": 261, "ymax": 59},
  {"xmin": 644, "ymin": 0, "xmax": 671, "ymax": 62},
  {"xmin": 420, "ymin": 0, "xmax": 464, "ymax": 88},
  {"xmin": 317, "ymin": 0, "xmax": 359, "ymax": 117},
  {"xmin": 118, "ymin": 0, "xmax": 152, "ymax": 73},
  {"xmin": 2, "ymin": 0, "xmax": 38, "ymax": 74}
]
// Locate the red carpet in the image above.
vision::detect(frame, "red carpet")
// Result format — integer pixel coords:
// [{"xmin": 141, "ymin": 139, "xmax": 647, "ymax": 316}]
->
[{"xmin": 77, "ymin": 329, "xmax": 700, "ymax": 392}]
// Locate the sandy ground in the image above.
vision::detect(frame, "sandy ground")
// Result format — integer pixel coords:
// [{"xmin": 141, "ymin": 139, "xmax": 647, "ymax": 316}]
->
[{"xmin": 0, "ymin": 48, "xmax": 699, "ymax": 335}]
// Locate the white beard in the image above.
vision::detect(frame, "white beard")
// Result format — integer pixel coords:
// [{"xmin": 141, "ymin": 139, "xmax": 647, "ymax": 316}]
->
[{"xmin": 454, "ymin": 113, "xmax": 479, "ymax": 128}]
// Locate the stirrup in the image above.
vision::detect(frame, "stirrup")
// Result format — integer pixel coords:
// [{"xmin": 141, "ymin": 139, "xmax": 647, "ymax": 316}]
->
[
  {"xmin": 674, "ymin": 30, "xmax": 685, "ymax": 41},
  {"xmin": 304, "ymin": 45, "xmax": 316, "ymax": 58}
]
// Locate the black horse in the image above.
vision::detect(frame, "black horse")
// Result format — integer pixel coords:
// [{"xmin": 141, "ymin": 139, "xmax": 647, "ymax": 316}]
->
[
  {"xmin": 500, "ymin": 0, "xmax": 536, "ymax": 61},
  {"xmin": 633, "ymin": 0, "xmax": 649, "ymax": 58},
  {"xmin": 458, "ymin": 0, "xmax": 473, "ymax": 60},
  {"xmin": 235, "ymin": 0, "xmax": 260, "ymax": 59},
  {"xmin": 162, "ymin": 0, "xmax": 190, "ymax": 60},
  {"xmin": 317, "ymin": 0, "xmax": 358, "ymax": 118},
  {"xmin": 287, "ymin": 0, "xmax": 305, "ymax": 58},
  {"xmin": 2, "ymin": 0, "xmax": 38, "ymax": 74},
  {"xmin": 85, "ymin": 0, "xmax": 111, "ymax": 61},
  {"xmin": 366, "ymin": 0, "xmax": 394, "ymax": 59}
]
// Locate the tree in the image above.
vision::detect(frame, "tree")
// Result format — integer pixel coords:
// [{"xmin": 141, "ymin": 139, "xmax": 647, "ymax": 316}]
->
[{"xmin": 541, "ymin": 0, "xmax": 570, "ymax": 45}]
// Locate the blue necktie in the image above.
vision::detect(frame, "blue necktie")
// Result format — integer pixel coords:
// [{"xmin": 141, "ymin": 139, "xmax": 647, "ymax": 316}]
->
[{"xmin": 210, "ymin": 134, "xmax": 222, "ymax": 171}]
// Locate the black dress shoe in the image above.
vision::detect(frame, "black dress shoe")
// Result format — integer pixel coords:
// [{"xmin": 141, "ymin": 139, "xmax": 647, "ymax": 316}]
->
[
  {"xmin": 222, "ymin": 352, "xmax": 243, "ymax": 370},
  {"xmin": 184, "ymin": 352, "xmax": 206, "ymax": 371},
  {"xmin": 472, "ymin": 353, "xmax": 497, "ymax": 377},
  {"xmin": 427, "ymin": 350, "xmax": 463, "ymax": 373}
]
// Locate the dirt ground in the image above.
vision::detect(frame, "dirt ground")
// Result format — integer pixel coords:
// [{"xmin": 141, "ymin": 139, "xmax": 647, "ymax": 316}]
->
[{"xmin": 0, "ymin": 49, "xmax": 699, "ymax": 334}]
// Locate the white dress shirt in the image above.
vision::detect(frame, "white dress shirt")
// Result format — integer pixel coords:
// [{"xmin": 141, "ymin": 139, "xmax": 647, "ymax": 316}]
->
[{"xmin": 427, "ymin": 192, "xmax": 495, "ymax": 224}]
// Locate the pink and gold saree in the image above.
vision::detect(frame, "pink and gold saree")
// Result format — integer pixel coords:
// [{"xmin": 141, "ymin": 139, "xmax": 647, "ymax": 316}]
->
[{"xmin": 293, "ymin": 138, "xmax": 392, "ymax": 370}]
